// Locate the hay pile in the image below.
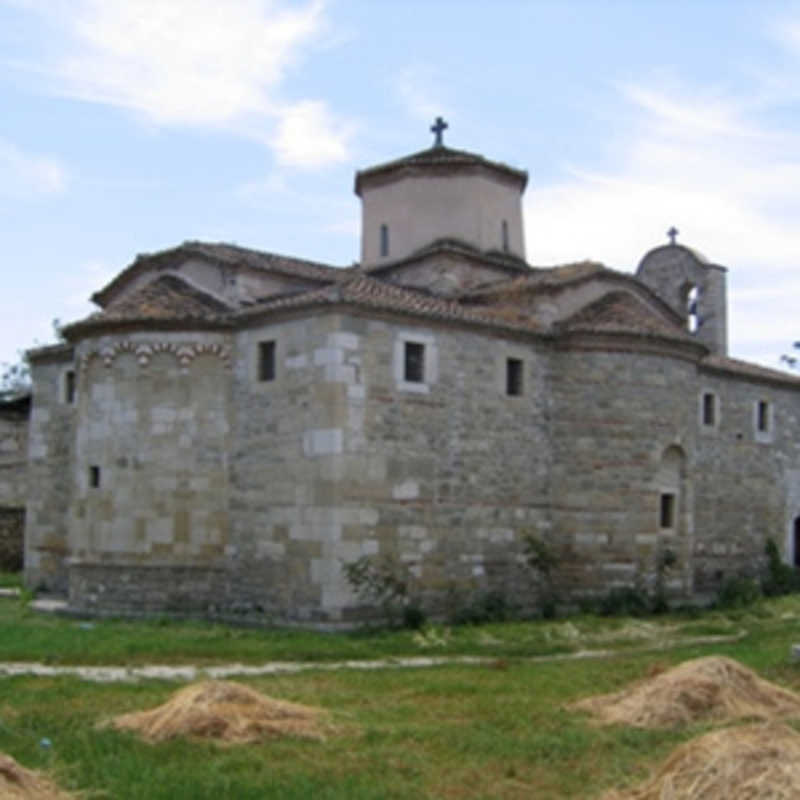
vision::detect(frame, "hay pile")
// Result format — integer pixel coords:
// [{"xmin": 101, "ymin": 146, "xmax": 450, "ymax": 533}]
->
[
  {"xmin": 0, "ymin": 753, "xmax": 75, "ymax": 799},
  {"xmin": 109, "ymin": 680, "xmax": 328, "ymax": 744},
  {"xmin": 603, "ymin": 723, "xmax": 800, "ymax": 799},
  {"xmin": 570, "ymin": 656, "xmax": 800, "ymax": 728}
]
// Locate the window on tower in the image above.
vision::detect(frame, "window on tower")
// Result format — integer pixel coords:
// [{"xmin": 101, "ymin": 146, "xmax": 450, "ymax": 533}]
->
[{"xmin": 380, "ymin": 224, "xmax": 389, "ymax": 257}]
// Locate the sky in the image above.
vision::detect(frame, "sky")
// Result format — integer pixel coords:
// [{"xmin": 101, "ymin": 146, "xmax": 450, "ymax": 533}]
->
[{"xmin": 1, "ymin": 0, "xmax": 799, "ymax": 373}]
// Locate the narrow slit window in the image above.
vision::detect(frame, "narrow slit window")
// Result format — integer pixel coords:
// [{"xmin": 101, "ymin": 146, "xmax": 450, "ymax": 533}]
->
[
  {"xmin": 404, "ymin": 341, "xmax": 425, "ymax": 383},
  {"xmin": 89, "ymin": 466, "xmax": 101, "ymax": 489},
  {"xmin": 64, "ymin": 370, "xmax": 76, "ymax": 404},
  {"xmin": 506, "ymin": 358, "xmax": 523, "ymax": 396},
  {"xmin": 757, "ymin": 400, "xmax": 770, "ymax": 433},
  {"xmin": 702, "ymin": 392, "xmax": 716, "ymax": 426},
  {"xmin": 258, "ymin": 340, "xmax": 276, "ymax": 382},
  {"xmin": 501, "ymin": 219, "xmax": 510, "ymax": 252},
  {"xmin": 660, "ymin": 493, "xmax": 675, "ymax": 529},
  {"xmin": 380, "ymin": 223, "xmax": 389, "ymax": 257}
]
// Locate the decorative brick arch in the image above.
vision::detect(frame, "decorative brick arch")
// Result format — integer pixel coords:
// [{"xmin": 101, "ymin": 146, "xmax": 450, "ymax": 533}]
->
[{"xmin": 79, "ymin": 339, "xmax": 231, "ymax": 372}]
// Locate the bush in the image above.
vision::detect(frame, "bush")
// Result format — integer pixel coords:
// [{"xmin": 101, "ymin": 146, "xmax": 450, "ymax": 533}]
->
[
  {"xmin": 716, "ymin": 576, "xmax": 761, "ymax": 609},
  {"xmin": 522, "ymin": 534, "xmax": 560, "ymax": 618},
  {"xmin": 342, "ymin": 554, "xmax": 418, "ymax": 628},
  {"xmin": 450, "ymin": 590, "xmax": 513, "ymax": 625},
  {"xmin": 596, "ymin": 586, "xmax": 651, "ymax": 617},
  {"xmin": 762, "ymin": 539, "xmax": 800, "ymax": 597}
]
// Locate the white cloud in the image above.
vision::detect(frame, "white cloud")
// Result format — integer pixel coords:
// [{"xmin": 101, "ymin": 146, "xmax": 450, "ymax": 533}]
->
[
  {"xmin": 10, "ymin": 0, "xmax": 352, "ymax": 167},
  {"xmin": 270, "ymin": 100, "xmax": 351, "ymax": 167},
  {"xmin": 0, "ymin": 137, "xmax": 67, "ymax": 197},
  {"xmin": 395, "ymin": 65, "xmax": 450, "ymax": 122},
  {"xmin": 526, "ymin": 70, "xmax": 800, "ymax": 367}
]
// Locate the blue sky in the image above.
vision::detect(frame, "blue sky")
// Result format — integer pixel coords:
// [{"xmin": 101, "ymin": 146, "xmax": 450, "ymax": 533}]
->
[{"xmin": 1, "ymin": 0, "xmax": 799, "ymax": 372}]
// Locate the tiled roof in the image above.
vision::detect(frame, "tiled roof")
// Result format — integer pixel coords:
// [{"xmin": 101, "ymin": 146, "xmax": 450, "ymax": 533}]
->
[
  {"xmin": 65, "ymin": 275, "xmax": 233, "ymax": 335},
  {"xmin": 92, "ymin": 241, "xmax": 342, "ymax": 307},
  {"xmin": 355, "ymin": 146, "xmax": 528, "ymax": 195},
  {"xmin": 363, "ymin": 237, "xmax": 531, "ymax": 277},
  {"xmin": 460, "ymin": 261, "xmax": 609, "ymax": 300},
  {"xmin": 179, "ymin": 241, "xmax": 341, "ymax": 281},
  {"xmin": 557, "ymin": 291, "xmax": 693, "ymax": 341},
  {"xmin": 701, "ymin": 354, "xmax": 800, "ymax": 385},
  {"xmin": 237, "ymin": 274, "xmax": 543, "ymax": 333}
]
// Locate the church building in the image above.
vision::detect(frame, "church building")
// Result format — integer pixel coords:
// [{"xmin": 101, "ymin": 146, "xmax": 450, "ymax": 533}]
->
[{"xmin": 24, "ymin": 121, "xmax": 800, "ymax": 623}]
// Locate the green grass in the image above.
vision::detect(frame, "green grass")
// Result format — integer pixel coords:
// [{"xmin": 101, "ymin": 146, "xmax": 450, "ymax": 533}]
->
[
  {"xmin": 1, "ymin": 596, "xmax": 800, "ymax": 797},
  {"xmin": 0, "ymin": 571, "xmax": 22, "ymax": 589},
  {"xmin": 0, "ymin": 594, "xmax": 776, "ymax": 666}
]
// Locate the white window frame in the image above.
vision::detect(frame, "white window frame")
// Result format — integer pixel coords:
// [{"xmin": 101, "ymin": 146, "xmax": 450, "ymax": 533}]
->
[
  {"xmin": 754, "ymin": 398, "xmax": 774, "ymax": 443},
  {"xmin": 394, "ymin": 331, "xmax": 437, "ymax": 394}
]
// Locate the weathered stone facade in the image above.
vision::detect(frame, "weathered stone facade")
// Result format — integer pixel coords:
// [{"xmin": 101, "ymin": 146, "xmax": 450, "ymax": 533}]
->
[
  {"xmin": 0, "ymin": 395, "xmax": 29, "ymax": 572},
  {"xmin": 23, "ymin": 136, "xmax": 800, "ymax": 623}
]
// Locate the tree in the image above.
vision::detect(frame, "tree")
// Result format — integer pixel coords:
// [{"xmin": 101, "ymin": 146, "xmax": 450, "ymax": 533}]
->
[
  {"xmin": 0, "ymin": 319, "xmax": 64, "ymax": 400},
  {"xmin": 0, "ymin": 354, "xmax": 30, "ymax": 400},
  {"xmin": 781, "ymin": 341, "xmax": 800, "ymax": 370}
]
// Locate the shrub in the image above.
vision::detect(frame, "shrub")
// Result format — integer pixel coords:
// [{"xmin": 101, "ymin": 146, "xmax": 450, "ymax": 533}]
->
[
  {"xmin": 716, "ymin": 576, "xmax": 761, "ymax": 609},
  {"xmin": 450, "ymin": 590, "xmax": 513, "ymax": 625},
  {"xmin": 342, "ymin": 554, "xmax": 420, "ymax": 628},
  {"xmin": 762, "ymin": 539, "xmax": 800, "ymax": 597},
  {"xmin": 596, "ymin": 586, "xmax": 650, "ymax": 617},
  {"xmin": 522, "ymin": 534, "xmax": 560, "ymax": 618}
]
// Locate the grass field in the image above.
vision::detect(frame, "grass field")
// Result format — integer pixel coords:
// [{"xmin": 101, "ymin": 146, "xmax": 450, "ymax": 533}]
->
[{"xmin": 1, "ymin": 595, "xmax": 800, "ymax": 798}]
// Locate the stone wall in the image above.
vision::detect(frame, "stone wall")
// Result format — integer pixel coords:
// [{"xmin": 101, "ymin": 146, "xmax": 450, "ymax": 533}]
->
[
  {"xmin": 547, "ymin": 343, "xmax": 800, "ymax": 604},
  {"xmin": 226, "ymin": 311, "xmax": 553, "ymax": 622},
  {"xmin": 0, "ymin": 404, "xmax": 28, "ymax": 508},
  {"xmin": 692, "ymin": 365, "xmax": 800, "ymax": 594},
  {"xmin": 549, "ymin": 346, "xmax": 699, "ymax": 600},
  {"xmin": 0, "ymin": 401, "xmax": 28, "ymax": 571},
  {"xmin": 64, "ymin": 331, "xmax": 232, "ymax": 614},
  {"xmin": 41, "ymin": 312, "xmax": 800, "ymax": 624},
  {"xmin": 25, "ymin": 349, "xmax": 75, "ymax": 591}
]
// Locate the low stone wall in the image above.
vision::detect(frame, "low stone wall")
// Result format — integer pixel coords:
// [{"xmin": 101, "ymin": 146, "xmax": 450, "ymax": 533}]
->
[
  {"xmin": 68, "ymin": 562, "xmax": 228, "ymax": 616},
  {"xmin": 0, "ymin": 508, "xmax": 24, "ymax": 572}
]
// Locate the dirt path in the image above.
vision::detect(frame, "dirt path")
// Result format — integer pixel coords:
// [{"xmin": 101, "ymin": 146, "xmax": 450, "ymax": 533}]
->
[{"xmin": 0, "ymin": 632, "xmax": 745, "ymax": 683}]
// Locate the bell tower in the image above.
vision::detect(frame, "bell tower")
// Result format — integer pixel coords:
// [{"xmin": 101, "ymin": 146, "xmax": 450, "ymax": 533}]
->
[{"xmin": 636, "ymin": 229, "xmax": 728, "ymax": 355}]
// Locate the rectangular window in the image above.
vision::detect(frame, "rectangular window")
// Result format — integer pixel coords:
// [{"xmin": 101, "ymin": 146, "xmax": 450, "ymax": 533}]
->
[
  {"xmin": 660, "ymin": 493, "xmax": 675, "ymax": 529},
  {"xmin": 757, "ymin": 400, "xmax": 770, "ymax": 433},
  {"xmin": 64, "ymin": 370, "xmax": 76, "ymax": 404},
  {"xmin": 702, "ymin": 392, "xmax": 716, "ymax": 426},
  {"xmin": 258, "ymin": 341, "xmax": 276, "ymax": 382},
  {"xmin": 404, "ymin": 341, "xmax": 425, "ymax": 383},
  {"xmin": 380, "ymin": 223, "xmax": 389, "ymax": 257},
  {"xmin": 506, "ymin": 358, "xmax": 523, "ymax": 396},
  {"xmin": 89, "ymin": 466, "xmax": 101, "ymax": 489}
]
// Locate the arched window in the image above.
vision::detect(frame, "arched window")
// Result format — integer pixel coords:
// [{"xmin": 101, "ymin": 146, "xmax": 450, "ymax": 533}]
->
[
  {"xmin": 501, "ymin": 220, "xmax": 509, "ymax": 252},
  {"xmin": 682, "ymin": 283, "xmax": 700, "ymax": 333},
  {"xmin": 657, "ymin": 445, "xmax": 686, "ymax": 532}
]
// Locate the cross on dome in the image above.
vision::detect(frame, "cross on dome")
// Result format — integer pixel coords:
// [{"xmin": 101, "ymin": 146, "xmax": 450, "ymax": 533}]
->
[
  {"xmin": 667, "ymin": 226, "xmax": 679, "ymax": 245},
  {"xmin": 430, "ymin": 116, "xmax": 448, "ymax": 147}
]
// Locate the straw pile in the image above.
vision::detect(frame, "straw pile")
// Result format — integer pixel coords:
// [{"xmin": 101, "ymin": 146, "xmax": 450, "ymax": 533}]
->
[
  {"xmin": 603, "ymin": 723, "xmax": 800, "ymax": 799},
  {"xmin": 570, "ymin": 656, "xmax": 800, "ymax": 728},
  {"xmin": 0, "ymin": 753, "xmax": 75, "ymax": 800},
  {"xmin": 109, "ymin": 680, "xmax": 328, "ymax": 744}
]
